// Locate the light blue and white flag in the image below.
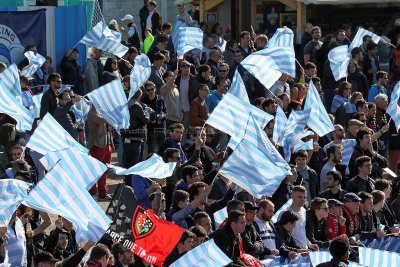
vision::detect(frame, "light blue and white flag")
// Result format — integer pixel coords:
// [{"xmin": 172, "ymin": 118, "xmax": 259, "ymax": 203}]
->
[
  {"xmin": 310, "ymin": 251, "xmax": 366, "ymax": 267},
  {"xmin": 31, "ymin": 93, "xmax": 43, "ymax": 119},
  {"xmin": 21, "ymin": 91, "xmax": 34, "ymax": 108},
  {"xmin": 241, "ymin": 46, "xmax": 295, "ymax": 89},
  {"xmin": 111, "ymin": 30, "xmax": 122, "ymax": 42},
  {"xmin": 129, "ymin": 54, "xmax": 152, "ymax": 100},
  {"xmin": 282, "ymin": 129, "xmax": 314, "ymax": 162},
  {"xmin": 323, "ymin": 139, "xmax": 357, "ymax": 172},
  {"xmin": 348, "ymin": 27, "xmax": 381, "ymax": 53},
  {"xmin": 277, "ymin": 264, "xmax": 310, "ymax": 267},
  {"xmin": 170, "ymin": 239, "xmax": 232, "ymax": 267},
  {"xmin": 229, "ymin": 68, "xmax": 250, "ymax": 103},
  {"xmin": 331, "ymin": 95, "xmax": 349, "ymax": 113},
  {"xmin": 293, "ymin": 140, "xmax": 313, "ymax": 152},
  {"xmin": 24, "ymin": 162, "xmax": 111, "ymax": 242},
  {"xmin": 271, "ymin": 199, "xmax": 292, "ymax": 223},
  {"xmin": 86, "ymin": 79, "xmax": 130, "ymax": 133},
  {"xmin": 273, "ymin": 105, "xmax": 288, "ymax": 144},
  {"xmin": 206, "ymin": 93, "xmax": 274, "ymax": 148},
  {"xmin": 171, "ymin": 20, "xmax": 188, "ymax": 51},
  {"xmin": 345, "ymin": 102, "xmax": 357, "ymax": 113},
  {"xmin": 26, "ymin": 113, "xmax": 89, "ymax": 155},
  {"xmin": 277, "ymin": 109, "xmax": 311, "ymax": 146},
  {"xmin": 213, "ymin": 207, "xmax": 228, "ymax": 229},
  {"xmin": 0, "ymin": 179, "xmax": 31, "ymax": 227},
  {"xmin": 219, "ymin": 114, "xmax": 291, "ymax": 198},
  {"xmin": 39, "ymin": 148, "xmax": 107, "ymax": 190},
  {"xmin": 304, "ymin": 80, "xmax": 335, "ymax": 136},
  {"xmin": 0, "ymin": 63, "xmax": 21, "ymax": 99},
  {"xmin": 0, "ymin": 81, "xmax": 34, "ymax": 131},
  {"xmin": 267, "ymin": 26, "xmax": 294, "ymax": 48},
  {"xmin": 72, "ymin": 96, "xmax": 92, "ymax": 124},
  {"xmin": 107, "ymin": 154, "xmax": 176, "ymax": 179},
  {"xmin": 21, "ymin": 51, "xmax": 46, "ymax": 79},
  {"xmin": 387, "ymin": 81, "xmax": 400, "ymax": 131},
  {"xmin": 176, "ymin": 27, "xmax": 203, "ymax": 59},
  {"xmin": 80, "ymin": 21, "xmax": 128, "ymax": 57},
  {"xmin": 328, "ymin": 45, "xmax": 350, "ymax": 81}
]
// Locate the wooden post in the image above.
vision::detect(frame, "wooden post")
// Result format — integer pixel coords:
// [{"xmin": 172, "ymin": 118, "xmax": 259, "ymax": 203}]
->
[{"xmin": 296, "ymin": 1, "xmax": 306, "ymax": 36}]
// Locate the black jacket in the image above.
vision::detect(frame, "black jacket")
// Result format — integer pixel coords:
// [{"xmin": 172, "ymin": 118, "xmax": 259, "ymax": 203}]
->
[
  {"xmin": 295, "ymin": 167, "xmax": 319, "ymax": 200},
  {"xmin": 357, "ymin": 211, "xmax": 379, "ymax": 240},
  {"xmin": 122, "ymin": 101, "xmax": 150, "ymax": 141},
  {"xmin": 185, "ymin": 143, "xmax": 215, "ymax": 174},
  {"xmin": 345, "ymin": 176, "xmax": 375, "ymax": 195},
  {"xmin": 349, "ymin": 144, "xmax": 387, "ymax": 179},
  {"xmin": 319, "ymin": 189, "xmax": 348, "ymax": 202},
  {"xmin": 316, "ymin": 258, "xmax": 349, "ymax": 267},
  {"xmin": 274, "ymin": 223, "xmax": 302, "ymax": 258},
  {"xmin": 209, "ymin": 224, "xmax": 246, "ymax": 266},
  {"xmin": 240, "ymin": 223, "xmax": 267, "ymax": 259},
  {"xmin": 362, "ymin": 55, "xmax": 380, "ymax": 86},
  {"xmin": 305, "ymin": 210, "xmax": 329, "ymax": 248},
  {"xmin": 271, "ymin": 181, "xmax": 293, "ymax": 211},
  {"xmin": 60, "ymin": 56, "xmax": 82, "ymax": 94}
]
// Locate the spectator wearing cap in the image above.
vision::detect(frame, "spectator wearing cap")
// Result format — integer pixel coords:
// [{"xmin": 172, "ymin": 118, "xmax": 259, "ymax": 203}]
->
[
  {"xmin": 358, "ymin": 191, "xmax": 387, "ymax": 240},
  {"xmin": 348, "ymin": 127, "xmax": 387, "ymax": 179},
  {"xmin": 33, "ymin": 251, "xmax": 58, "ymax": 267},
  {"xmin": 111, "ymin": 242, "xmax": 133, "ymax": 267},
  {"xmin": 347, "ymin": 156, "xmax": 376, "ymax": 194},
  {"xmin": 44, "ymin": 217, "xmax": 77, "ymax": 256},
  {"xmin": 341, "ymin": 192, "xmax": 361, "ymax": 245},
  {"xmin": 305, "ymin": 198, "xmax": 329, "ymax": 248},
  {"xmin": 326, "ymin": 199, "xmax": 347, "ymax": 240},
  {"xmin": 316, "ymin": 237, "xmax": 350, "ymax": 267},
  {"xmin": 121, "ymin": 14, "xmax": 141, "ymax": 51},
  {"xmin": 83, "ymin": 47, "xmax": 103, "ymax": 94},
  {"xmin": 345, "ymin": 119, "xmax": 364, "ymax": 140},
  {"xmin": 319, "ymin": 171, "xmax": 348, "ymax": 202}
]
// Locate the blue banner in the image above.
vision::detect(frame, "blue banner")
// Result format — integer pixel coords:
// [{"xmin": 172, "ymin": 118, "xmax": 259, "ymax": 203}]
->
[{"xmin": 0, "ymin": 9, "xmax": 46, "ymax": 66}]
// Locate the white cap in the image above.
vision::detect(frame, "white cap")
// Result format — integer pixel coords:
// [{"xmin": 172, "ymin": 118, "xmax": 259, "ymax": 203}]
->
[
  {"xmin": 396, "ymin": 18, "xmax": 400, "ymax": 27},
  {"xmin": 109, "ymin": 19, "xmax": 117, "ymax": 25},
  {"xmin": 121, "ymin": 14, "xmax": 133, "ymax": 21}
]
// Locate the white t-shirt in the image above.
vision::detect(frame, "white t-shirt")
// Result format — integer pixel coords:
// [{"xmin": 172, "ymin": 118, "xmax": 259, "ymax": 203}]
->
[
  {"xmin": 287, "ymin": 207, "xmax": 310, "ymax": 248},
  {"xmin": 146, "ymin": 11, "xmax": 154, "ymax": 29}
]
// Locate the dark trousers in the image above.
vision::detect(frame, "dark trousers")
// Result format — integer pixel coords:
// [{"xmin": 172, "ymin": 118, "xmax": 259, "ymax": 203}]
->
[{"xmin": 147, "ymin": 129, "xmax": 166, "ymax": 154}]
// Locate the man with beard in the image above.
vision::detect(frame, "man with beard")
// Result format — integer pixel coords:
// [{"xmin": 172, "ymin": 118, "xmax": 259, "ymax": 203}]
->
[
  {"xmin": 320, "ymin": 145, "xmax": 343, "ymax": 192},
  {"xmin": 111, "ymin": 242, "xmax": 133, "ymax": 267},
  {"xmin": 319, "ymin": 171, "xmax": 348, "ymax": 201},
  {"xmin": 253, "ymin": 199, "xmax": 280, "ymax": 259},
  {"xmin": 40, "ymin": 73, "xmax": 62, "ymax": 118}
]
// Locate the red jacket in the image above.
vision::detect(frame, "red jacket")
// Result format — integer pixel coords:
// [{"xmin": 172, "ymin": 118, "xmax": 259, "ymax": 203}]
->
[{"xmin": 327, "ymin": 213, "xmax": 347, "ymax": 240}]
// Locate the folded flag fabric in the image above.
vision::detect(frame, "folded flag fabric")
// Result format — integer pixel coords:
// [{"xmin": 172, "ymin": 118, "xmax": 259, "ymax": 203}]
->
[
  {"xmin": 39, "ymin": 148, "xmax": 107, "ymax": 190},
  {"xmin": 358, "ymin": 247, "xmax": 400, "ymax": 266},
  {"xmin": 0, "ymin": 63, "xmax": 21, "ymax": 99},
  {"xmin": 213, "ymin": 207, "xmax": 228, "ymax": 229},
  {"xmin": 328, "ymin": 45, "xmax": 350, "ymax": 81},
  {"xmin": 272, "ymin": 199, "xmax": 292, "ymax": 223},
  {"xmin": 24, "ymin": 162, "xmax": 111, "ymax": 242},
  {"xmin": 170, "ymin": 239, "xmax": 232, "ymax": 267},
  {"xmin": 21, "ymin": 91, "xmax": 34, "ymax": 108},
  {"xmin": 387, "ymin": 81, "xmax": 400, "ymax": 131},
  {"xmin": 310, "ymin": 251, "xmax": 367, "ymax": 267},
  {"xmin": 267, "ymin": 26, "xmax": 294, "ymax": 48},
  {"xmin": 0, "ymin": 80, "xmax": 34, "ymax": 131},
  {"xmin": 176, "ymin": 27, "xmax": 203, "ymax": 59},
  {"xmin": 348, "ymin": 27, "xmax": 381, "ymax": 53},
  {"xmin": 331, "ymin": 95, "xmax": 349, "ymax": 113},
  {"xmin": 283, "ymin": 130, "xmax": 314, "ymax": 162},
  {"xmin": 345, "ymin": 102, "xmax": 357, "ymax": 113},
  {"xmin": 26, "ymin": 113, "xmax": 89, "ymax": 155},
  {"xmin": 0, "ymin": 179, "xmax": 31, "ymax": 227},
  {"xmin": 72, "ymin": 96, "xmax": 92, "ymax": 124},
  {"xmin": 277, "ymin": 109, "xmax": 310, "ymax": 146},
  {"xmin": 111, "ymin": 30, "xmax": 122, "ymax": 42},
  {"xmin": 31, "ymin": 93, "xmax": 43, "ymax": 119},
  {"xmin": 21, "ymin": 51, "xmax": 46, "ymax": 79},
  {"xmin": 293, "ymin": 140, "xmax": 313, "ymax": 152},
  {"xmin": 273, "ymin": 105, "xmax": 288, "ymax": 144},
  {"xmin": 219, "ymin": 114, "xmax": 291, "ymax": 198},
  {"xmin": 104, "ymin": 184, "xmax": 183, "ymax": 266},
  {"xmin": 171, "ymin": 20, "xmax": 188, "ymax": 51},
  {"xmin": 107, "ymin": 154, "xmax": 176, "ymax": 178},
  {"xmin": 80, "ymin": 21, "xmax": 128, "ymax": 57},
  {"xmin": 229, "ymin": 68, "xmax": 250, "ymax": 103},
  {"xmin": 129, "ymin": 54, "xmax": 152, "ymax": 100},
  {"xmin": 303, "ymin": 80, "xmax": 335, "ymax": 136},
  {"xmin": 86, "ymin": 79, "xmax": 130, "ymax": 133},
  {"xmin": 206, "ymin": 93, "xmax": 273, "ymax": 148}
]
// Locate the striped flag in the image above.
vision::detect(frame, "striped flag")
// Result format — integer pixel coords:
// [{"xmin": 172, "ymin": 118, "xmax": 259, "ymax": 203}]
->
[
  {"xmin": 282, "ymin": 129, "xmax": 314, "ymax": 162},
  {"xmin": 310, "ymin": 250, "xmax": 367, "ymax": 267},
  {"xmin": 72, "ymin": 96, "xmax": 92, "ymax": 124},
  {"xmin": 271, "ymin": 199, "xmax": 292, "ymax": 223},
  {"xmin": 21, "ymin": 91, "xmax": 34, "ymax": 108},
  {"xmin": 21, "ymin": 51, "xmax": 46, "ymax": 79},
  {"xmin": 26, "ymin": 113, "xmax": 89, "ymax": 155},
  {"xmin": 267, "ymin": 26, "xmax": 294, "ymax": 48},
  {"xmin": 276, "ymin": 264, "xmax": 310, "ymax": 267},
  {"xmin": 345, "ymin": 102, "xmax": 357, "ymax": 113},
  {"xmin": 24, "ymin": 162, "xmax": 111, "ymax": 242},
  {"xmin": 303, "ymin": 80, "xmax": 335, "ymax": 136},
  {"xmin": 206, "ymin": 93, "xmax": 274, "ymax": 148},
  {"xmin": 0, "ymin": 63, "xmax": 21, "ymax": 99},
  {"xmin": 31, "ymin": 93, "xmax": 43, "ymax": 119},
  {"xmin": 241, "ymin": 46, "xmax": 296, "ymax": 90},
  {"xmin": 111, "ymin": 30, "xmax": 122, "ymax": 42},
  {"xmin": 328, "ymin": 45, "xmax": 350, "ymax": 81},
  {"xmin": 213, "ymin": 207, "xmax": 228, "ymax": 229},
  {"xmin": 387, "ymin": 81, "xmax": 400, "ymax": 131},
  {"xmin": 129, "ymin": 54, "xmax": 152, "ymax": 100},
  {"xmin": 229, "ymin": 68, "xmax": 250, "ymax": 103},
  {"xmin": 171, "ymin": 20, "xmax": 188, "ymax": 51},
  {"xmin": 273, "ymin": 105, "xmax": 288, "ymax": 144},
  {"xmin": 331, "ymin": 95, "xmax": 349, "ymax": 113},
  {"xmin": 0, "ymin": 80, "xmax": 34, "ymax": 131},
  {"xmin": 219, "ymin": 114, "xmax": 291, "ymax": 198},
  {"xmin": 176, "ymin": 27, "xmax": 203, "ymax": 59},
  {"xmin": 170, "ymin": 239, "xmax": 232, "ymax": 267},
  {"xmin": 293, "ymin": 140, "xmax": 313, "ymax": 152},
  {"xmin": 80, "ymin": 21, "xmax": 128, "ymax": 57},
  {"xmin": 348, "ymin": 27, "xmax": 381, "ymax": 53},
  {"xmin": 107, "ymin": 154, "xmax": 176, "ymax": 178},
  {"xmin": 323, "ymin": 139, "xmax": 356, "ymax": 172},
  {"xmin": 39, "ymin": 148, "xmax": 107, "ymax": 190},
  {"xmin": 86, "ymin": 79, "xmax": 130, "ymax": 133},
  {"xmin": 0, "ymin": 179, "xmax": 31, "ymax": 227},
  {"xmin": 277, "ymin": 109, "xmax": 311, "ymax": 146}
]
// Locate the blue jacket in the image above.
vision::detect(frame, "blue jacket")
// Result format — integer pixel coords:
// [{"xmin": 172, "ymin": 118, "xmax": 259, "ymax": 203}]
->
[
  {"xmin": 131, "ymin": 175, "xmax": 152, "ymax": 209},
  {"xmin": 368, "ymin": 84, "xmax": 387, "ymax": 103},
  {"xmin": 206, "ymin": 90, "xmax": 223, "ymax": 113}
]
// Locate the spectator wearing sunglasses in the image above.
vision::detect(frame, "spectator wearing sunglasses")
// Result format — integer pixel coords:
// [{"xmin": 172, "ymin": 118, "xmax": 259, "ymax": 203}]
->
[{"xmin": 206, "ymin": 78, "xmax": 230, "ymax": 113}]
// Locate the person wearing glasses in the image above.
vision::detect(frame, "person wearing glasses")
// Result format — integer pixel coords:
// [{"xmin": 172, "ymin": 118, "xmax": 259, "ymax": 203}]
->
[
  {"xmin": 102, "ymin": 57, "xmax": 121, "ymax": 84},
  {"xmin": 54, "ymin": 92, "xmax": 83, "ymax": 141},
  {"xmin": 206, "ymin": 79, "xmax": 230, "ymax": 113},
  {"xmin": 40, "ymin": 73, "xmax": 62, "ymax": 119},
  {"xmin": 305, "ymin": 198, "xmax": 330, "ymax": 248}
]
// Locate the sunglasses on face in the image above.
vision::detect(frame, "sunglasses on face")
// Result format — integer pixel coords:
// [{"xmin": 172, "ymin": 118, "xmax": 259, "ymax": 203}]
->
[
  {"xmin": 219, "ymin": 69, "xmax": 227, "ymax": 72},
  {"xmin": 146, "ymin": 88, "xmax": 155, "ymax": 92}
]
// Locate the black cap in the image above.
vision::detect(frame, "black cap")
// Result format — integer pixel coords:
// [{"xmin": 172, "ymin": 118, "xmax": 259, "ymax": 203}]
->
[
  {"xmin": 344, "ymin": 193, "xmax": 362, "ymax": 203},
  {"xmin": 243, "ymin": 201, "xmax": 260, "ymax": 211},
  {"xmin": 328, "ymin": 199, "xmax": 344, "ymax": 208},
  {"xmin": 34, "ymin": 251, "xmax": 58, "ymax": 264}
]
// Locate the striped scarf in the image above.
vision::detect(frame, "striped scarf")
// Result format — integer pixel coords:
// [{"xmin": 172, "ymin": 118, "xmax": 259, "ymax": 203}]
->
[
  {"xmin": 342, "ymin": 206, "xmax": 359, "ymax": 236},
  {"xmin": 331, "ymin": 95, "xmax": 349, "ymax": 113}
]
